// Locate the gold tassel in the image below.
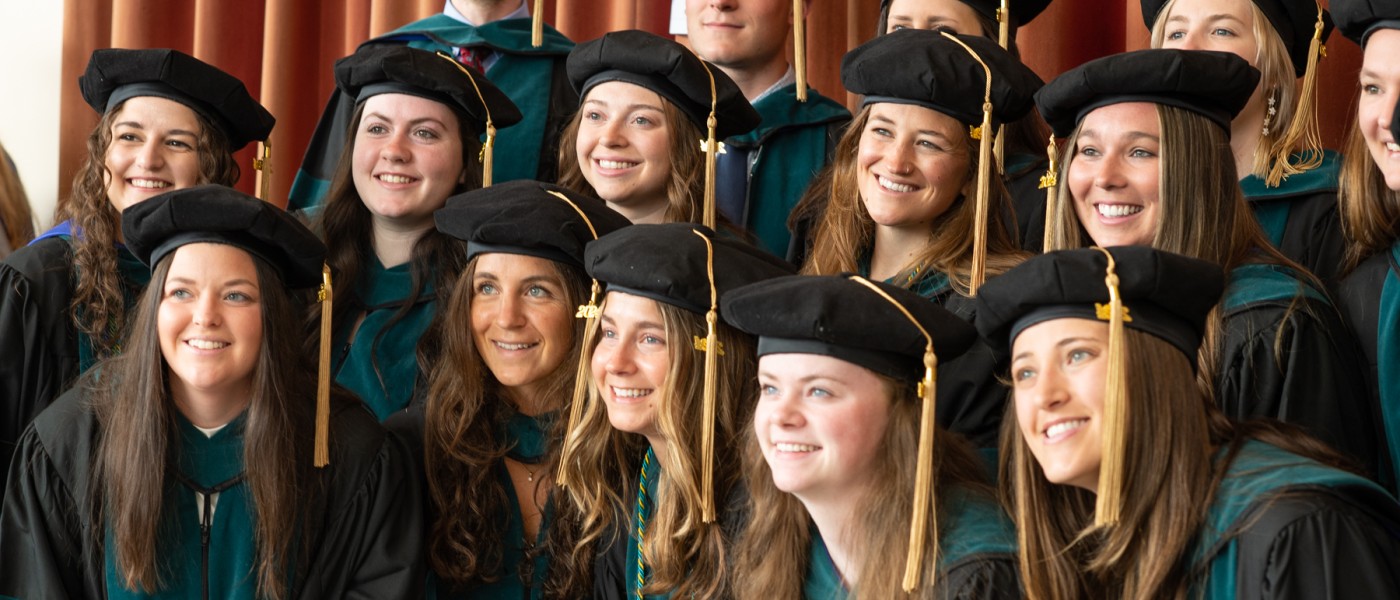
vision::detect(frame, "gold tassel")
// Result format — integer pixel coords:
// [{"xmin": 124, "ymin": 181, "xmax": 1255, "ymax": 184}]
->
[
  {"xmin": 315, "ymin": 264, "xmax": 333, "ymax": 468},
  {"xmin": 1040, "ymin": 133, "xmax": 1059, "ymax": 253},
  {"xmin": 997, "ymin": 0, "xmax": 1010, "ymax": 49},
  {"xmin": 532, "ymin": 0, "xmax": 544, "ymax": 48},
  {"xmin": 1265, "ymin": 3, "xmax": 1326, "ymax": 187},
  {"xmin": 793, "ymin": 0, "xmax": 808, "ymax": 102},
  {"xmin": 436, "ymin": 51, "xmax": 496, "ymax": 187},
  {"xmin": 847, "ymin": 275, "xmax": 940, "ymax": 591},
  {"xmin": 692, "ymin": 230, "xmax": 720, "ymax": 523},
  {"xmin": 253, "ymin": 140, "xmax": 271, "ymax": 202},
  {"xmin": 691, "ymin": 53, "xmax": 722, "ymax": 230},
  {"xmin": 1090, "ymin": 247, "xmax": 1128, "ymax": 526},
  {"xmin": 994, "ymin": 125, "xmax": 1005, "ymax": 174},
  {"xmin": 941, "ymin": 32, "xmax": 993, "ymax": 296},
  {"xmin": 546, "ymin": 188, "xmax": 603, "ymax": 489}
]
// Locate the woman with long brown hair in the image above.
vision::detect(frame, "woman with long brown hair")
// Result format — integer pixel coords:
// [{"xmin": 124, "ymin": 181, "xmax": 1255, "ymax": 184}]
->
[
  {"xmin": 0, "ymin": 48, "xmax": 273, "ymax": 499},
  {"xmin": 1145, "ymin": 0, "xmax": 1347, "ymax": 285},
  {"xmin": 726, "ymin": 273, "xmax": 1020, "ymax": 599},
  {"xmin": 556, "ymin": 223, "xmax": 793, "ymax": 599},
  {"xmin": 1332, "ymin": 0, "xmax": 1400, "ymax": 491},
  {"xmin": 803, "ymin": 29, "xmax": 1040, "ymax": 447},
  {"xmin": 557, "ymin": 29, "xmax": 759, "ymax": 226},
  {"xmin": 976, "ymin": 245, "xmax": 1400, "ymax": 599},
  {"xmin": 0, "ymin": 185, "xmax": 423, "ymax": 599},
  {"xmin": 316, "ymin": 44, "xmax": 520, "ymax": 422},
  {"xmin": 0, "ymin": 141, "xmax": 35, "ymax": 258},
  {"xmin": 387, "ymin": 180, "xmax": 631, "ymax": 599},
  {"xmin": 1036, "ymin": 48, "xmax": 1382, "ymax": 483}
]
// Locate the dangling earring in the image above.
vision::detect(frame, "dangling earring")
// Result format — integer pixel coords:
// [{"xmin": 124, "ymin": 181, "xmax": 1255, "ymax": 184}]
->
[{"xmin": 1261, "ymin": 86, "xmax": 1279, "ymax": 137}]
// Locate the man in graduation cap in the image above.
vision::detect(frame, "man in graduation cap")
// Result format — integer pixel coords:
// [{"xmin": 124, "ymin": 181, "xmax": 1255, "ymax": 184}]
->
[{"xmin": 287, "ymin": 0, "xmax": 575, "ymax": 210}]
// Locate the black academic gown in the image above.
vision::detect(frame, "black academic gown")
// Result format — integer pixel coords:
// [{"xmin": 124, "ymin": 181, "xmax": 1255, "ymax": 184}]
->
[
  {"xmin": 1336, "ymin": 246, "xmax": 1400, "ymax": 489},
  {"xmin": 1216, "ymin": 264, "xmax": 1382, "ymax": 483},
  {"xmin": 0, "ymin": 388, "xmax": 425, "ymax": 599}
]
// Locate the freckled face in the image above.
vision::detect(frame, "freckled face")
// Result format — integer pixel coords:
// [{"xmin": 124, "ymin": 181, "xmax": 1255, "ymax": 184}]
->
[{"xmin": 856, "ymin": 102, "xmax": 971, "ymax": 232}]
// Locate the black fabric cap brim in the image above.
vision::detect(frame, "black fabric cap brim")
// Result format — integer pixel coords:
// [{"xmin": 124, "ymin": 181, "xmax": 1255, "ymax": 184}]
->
[
  {"xmin": 758, "ymin": 337, "xmax": 921, "ymax": 382},
  {"xmin": 1008, "ymin": 304, "xmax": 1203, "ymax": 364},
  {"xmin": 581, "ymin": 69, "xmax": 706, "ymax": 132},
  {"xmin": 151, "ymin": 231, "xmax": 289, "ymax": 287}
]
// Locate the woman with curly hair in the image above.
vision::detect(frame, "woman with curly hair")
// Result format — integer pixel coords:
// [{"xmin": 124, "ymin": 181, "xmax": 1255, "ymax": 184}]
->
[
  {"xmin": 0, "ymin": 48, "xmax": 273, "ymax": 497},
  {"xmin": 315, "ymin": 44, "xmax": 519, "ymax": 421},
  {"xmin": 386, "ymin": 180, "xmax": 631, "ymax": 599}
]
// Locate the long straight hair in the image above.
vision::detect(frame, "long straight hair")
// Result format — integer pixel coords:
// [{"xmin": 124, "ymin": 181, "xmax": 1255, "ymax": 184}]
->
[
  {"xmin": 60, "ymin": 101, "xmax": 238, "ymax": 358},
  {"xmin": 422, "ymin": 255, "xmax": 596, "ymax": 597},
  {"xmin": 316, "ymin": 102, "xmax": 478, "ymax": 395},
  {"xmin": 0, "ymin": 140, "xmax": 35, "ymax": 252},
  {"xmin": 561, "ymin": 295, "xmax": 757, "ymax": 599},
  {"xmin": 802, "ymin": 106, "xmax": 1026, "ymax": 295},
  {"xmin": 90, "ymin": 251, "xmax": 315, "ymax": 600},
  {"xmin": 734, "ymin": 370, "xmax": 995, "ymax": 599},
  {"xmin": 1338, "ymin": 119, "xmax": 1400, "ymax": 272}
]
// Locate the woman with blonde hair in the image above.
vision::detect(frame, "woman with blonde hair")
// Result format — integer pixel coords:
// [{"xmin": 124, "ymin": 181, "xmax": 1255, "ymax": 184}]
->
[
  {"xmin": 0, "ymin": 48, "xmax": 273, "ymax": 498},
  {"xmin": 316, "ymin": 44, "xmax": 520, "ymax": 421},
  {"xmin": 1145, "ymin": 0, "xmax": 1347, "ymax": 284},
  {"xmin": 976, "ymin": 245, "xmax": 1400, "ymax": 599},
  {"xmin": 1036, "ymin": 48, "xmax": 1381, "ymax": 483},
  {"xmin": 556, "ymin": 223, "xmax": 793, "ymax": 598},
  {"xmin": 386, "ymin": 180, "xmax": 631, "ymax": 598},
  {"xmin": 726, "ymin": 273, "xmax": 1020, "ymax": 599},
  {"xmin": 557, "ymin": 30, "xmax": 759, "ymax": 227},
  {"xmin": 1332, "ymin": 0, "xmax": 1400, "ymax": 490},
  {"xmin": 803, "ymin": 29, "xmax": 1040, "ymax": 447},
  {"xmin": 0, "ymin": 185, "xmax": 423, "ymax": 598}
]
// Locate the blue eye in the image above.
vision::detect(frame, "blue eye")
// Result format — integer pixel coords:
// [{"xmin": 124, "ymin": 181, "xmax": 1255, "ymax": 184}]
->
[
  {"xmin": 476, "ymin": 282, "xmax": 497, "ymax": 295},
  {"xmin": 1013, "ymin": 367, "xmax": 1036, "ymax": 382},
  {"xmin": 1068, "ymin": 349, "xmax": 1095, "ymax": 364},
  {"xmin": 1129, "ymin": 148, "xmax": 1156, "ymax": 158},
  {"xmin": 225, "ymin": 291, "xmax": 252, "ymax": 302},
  {"xmin": 809, "ymin": 387, "xmax": 832, "ymax": 398},
  {"xmin": 527, "ymin": 285, "xmax": 549, "ymax": 298},
  {"xmin": 761, "ymin": 384, "xmax": 779, "ymax": 396}
]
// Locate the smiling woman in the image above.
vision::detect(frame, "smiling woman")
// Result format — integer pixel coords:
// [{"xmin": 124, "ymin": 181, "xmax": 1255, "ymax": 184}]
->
[
  {"xmin": 0, "ymin": 48, "xmax": 274, "ymax": 501},
  {"xmin": 0, "ymin": 185, "xmax": 424, "ymax": 599},
  {"xmin": 315, "ymin": 44, "xmax": 521, "ymax": 422}
]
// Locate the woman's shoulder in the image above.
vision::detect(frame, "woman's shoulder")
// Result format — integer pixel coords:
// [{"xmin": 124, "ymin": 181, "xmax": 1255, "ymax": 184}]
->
[{"xmin": 1, "ymin": 235, "xmax": 75, "ymax": 288}]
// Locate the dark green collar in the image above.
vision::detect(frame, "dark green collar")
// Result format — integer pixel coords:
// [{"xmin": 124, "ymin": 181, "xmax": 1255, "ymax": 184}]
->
[
  {"xmin": 376, "ymin": 14, "xmax": 574, "ymax": 55},
  {"xmin": 499, "ymin": 409, "xmax": 554, "ymax": 464},
  {"xmin": 1239, "ymin": 150, "xmax": 1340, "ymax": 200},
  {"xmin": 728, "ymin": 85, "xmax": 850, "ymax": 146}
]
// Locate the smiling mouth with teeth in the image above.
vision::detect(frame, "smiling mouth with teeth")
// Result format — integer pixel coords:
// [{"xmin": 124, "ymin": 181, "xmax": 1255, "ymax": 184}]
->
[
  {"xmin": 597, "ymin": 159, "xmax": 639, "ymax": 170},
  {"xmin": 1044, "ymin": 418, "xmax": 1088, "ymax": 439},
  {"xmin": 1096, "ymin": 203, "xmax": 1143, "ymax": 218},
  {"xmin": 494, "ymin": 341, "xmax": 537, "ymax": 351},
  {"xmin": 187, "ymin": 339, "xmax": 229, "ymax": 350},
  {"xmin": 1386, "ymin": 142, "xmax": 1400, "ymax": 152},
  {"xmin": 774, "ymin": 442, "xmax": 820, "ymax": 453},
  {"xmin": 377, "ymin": 174, "xmax": 416, "ymax": 184},
  {"xmin": 611, "ymin": 387, "xmax": 652, "ymax": 399},
  {"xmin": 130, "ymin": 179, "xmax": 171, "ymax": 189},
  {"xmin": 877, "ymin": 175, "xmax": 917, "ymax": 193}
]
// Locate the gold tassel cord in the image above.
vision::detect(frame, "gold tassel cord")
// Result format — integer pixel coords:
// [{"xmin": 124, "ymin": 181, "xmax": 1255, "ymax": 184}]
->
[
  {"xmin": 1265, "ymin": 2, "xmax": 1326, "ymax": 187},
  {"xmin": 997, "ymin": 0, "xmax": 1010, "ymax": 49},
  {"xmin": 315, "ymin": 264, "xmax": 333, "ymax": 468},
  {"xmin": 691, "ymin": 53, "xmax": 722, "ymax": 230},
  {"xmin": 532, "ymin": 0, "xmax": 544, "ymax": 48},
  {"xmin": 691, "ymin": 229, "xmax": 721, "ymax": 523},
  {"xmin": 253, "ymin": 141, "xmax": 271, "ymax": 202},
  {"xmin": 793, "ymin": 0, "xmax": 808, "ymax": 102},
  {"xmin": 546, "ymin": 188, "xmax": 603, "ymax": 489},
  {"xmin": 436, "ymin": 51, "xmax": 497, "ymax": 187},
  {"xmin": 846, "ymin": 275, "xmax": 939, "ymax": 592},
  {"xmin": 1040, "ymin": 133, "xmax": 1059, "ymax": 253},
  {"xmin": 1090, "ymin": 247, "xmax": 1128, "ymax": 527},
  {"xmin": 940, "ymin": 32, "xmax": 994, "ymax": 296}
]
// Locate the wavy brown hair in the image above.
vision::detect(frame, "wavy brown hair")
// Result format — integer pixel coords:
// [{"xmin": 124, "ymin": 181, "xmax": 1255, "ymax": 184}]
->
[
  {"xmin": 1338, "ymin": 119, "xmax": 1400, "ymax": 273},
  {"xmin": 1000, "ymin": 328, "xmax": 1355, "ymax": 600},
  {"xmin": 316, "ymin": 102, "xmax": 480, "ymax": 397},
  {"xmin": 556, "ymin": 98, "xmax": 707, "ymax": 224},
  {"xmin": 1044, "ymin": 104, "xmax": 1318, "ymax": 394},
  {"xmin": 0, "ymin": 141, "xmax": 35, "ymax": 252},
  {"xmin": 422, "ymin": 254, "xmax": 597, "ymax": 597},
  {"xmin": 89, "ymin": 250, "xmax": 317, "ymax": 599},
  {"xmin": 561, "ymin": 294, "xmax": 757, "ymax": 599},
  {"xmin": 734, "ymin": 368, "xmax": 996, "ymax": 599},
  {"xmin": 802, "ymin": 106, "xmax": 1027, "ymax": 294},
  {"xmin": 58, "ymin": 101, "xmax": 239, "ymax": 359}
]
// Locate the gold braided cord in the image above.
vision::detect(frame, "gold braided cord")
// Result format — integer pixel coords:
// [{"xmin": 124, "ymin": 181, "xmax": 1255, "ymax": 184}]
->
[
  {"xmin": 846, "ymin": 275, "xmax": 939, "ymax": 592},
  {"xmin": 253, "ymin": 141, "xmax": 271, "ymax": 202},
  {"xmin": 939, "ymin": 31, "xmax": 994, "ymax": 296},
  {"xmin": 1265, "ymin": 2, "xmax": 1326, "ymax": 187},
  {"xmin": 1040, "ymin": 133, "xmax": 1059, "ymax": 253},
  {"xmin": 794, "ymin": 0, "xmax": 808, "ymax": 102},
  {"xmin": 532, "ymin": 0, "xmax": 544, "ymax": 47},
  {"xmin": 691, "ymin": 229, "xmax": 721, "ymax": 523},
  {"xmin": 1089, "ymin": 247, "xmax": 1128, "ymax": 526},
  {"xmin": 315, "ymin": 264, "xmax": 333, "ymax": 468},
  {"xmin": 997, "ymin": 0, "xmax": 1010, "ymax": 49},
  {"xmin": 546, "ymin": 187, "xmax": 604, "ymax": 488},
  {"xmin": 435, "ymin": 51, "xmax": 497, "ymax": 187},
  {"xmin": 689, "ymin": 54, "xmax": 721, "ymax": 230}
]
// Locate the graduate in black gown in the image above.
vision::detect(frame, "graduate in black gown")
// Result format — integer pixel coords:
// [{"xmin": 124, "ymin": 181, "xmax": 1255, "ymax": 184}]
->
[
  {"xmin": 976, "ymin": 245, "xmax": 1400, "ymax": 599},
  {"xmin": 315, "ymin": 44, "xmax": 520, "ymax": 422},
  {"xmin": 725, "ymin": 274, "xmax": 1021, "ymax": 599},
  {"xmin": 1143, "ymin": 0, "xmax": 1348, "ymax": 286},
  {"xmin": 801, "ymin": 30, "xmax": 1041, "ymax": 449},
  {"xmin": 1035, "ymin": 49, "xmax": 1384, "ymax": 483},
  {"xmin": 555, "ymin": 224, "xmax": 794, "ymax": 599},
  {"xmin": 386, "ymin": 180, "xmax": 631, "ymax": 599},
  {"xmin": 1332, "ymin": 0, "xmax": 1400, "ymax": 491},
  {"xmin": 0, "ymin": 48, "xmax": 273, "ymax": 498},
  {"xmin": 0, "ymin": 185, "xmax": 424, "ymax": 599}
]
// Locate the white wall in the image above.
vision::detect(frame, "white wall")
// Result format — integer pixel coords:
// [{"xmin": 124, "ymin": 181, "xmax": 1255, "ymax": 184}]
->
[{"xmin": 0, "ymin": 0, "xmax": 65, "ymax": 230}]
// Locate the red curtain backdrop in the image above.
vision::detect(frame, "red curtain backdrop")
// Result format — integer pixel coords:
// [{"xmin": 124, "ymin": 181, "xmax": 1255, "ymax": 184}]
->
[{"xmin": 56, "ymin": 0, "xmax": 1362, "ymax": 210}]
